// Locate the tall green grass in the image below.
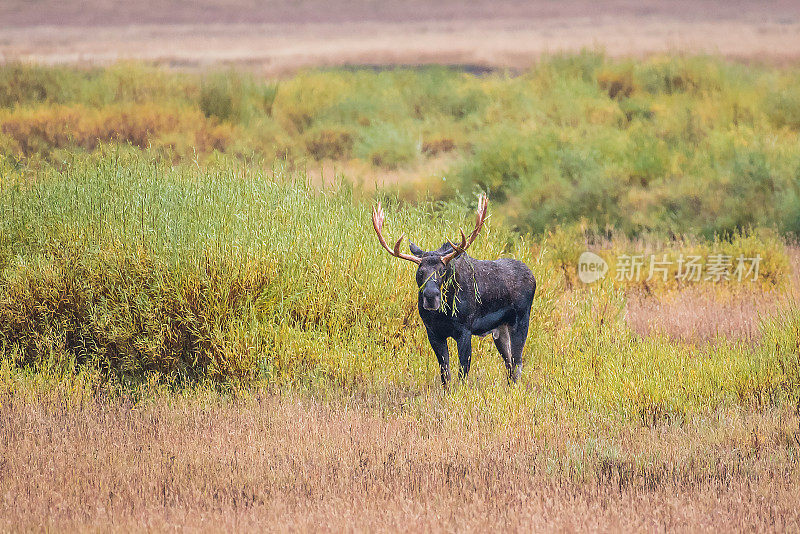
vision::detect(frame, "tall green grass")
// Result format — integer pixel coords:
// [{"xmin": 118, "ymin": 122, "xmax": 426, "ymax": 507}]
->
[
  {"xmin": 0, "ymin": 149, "xmax": 520, "ymax": 389},
  {"xmin": 1, "ymin": 151, "xmax": 798, "ymax": 426}
]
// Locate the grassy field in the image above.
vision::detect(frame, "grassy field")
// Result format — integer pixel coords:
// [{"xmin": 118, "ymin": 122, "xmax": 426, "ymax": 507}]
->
[
  {"xmin": 2, "ymin": 384, "xmax": 799, "ymax": 531},
  {"xmin": 1, "ymin": 58, "xmax": 800, "ymax": 530},
  {"xmin": 3, "ymin": 56, "xmax": 800, "ymax": 236}
]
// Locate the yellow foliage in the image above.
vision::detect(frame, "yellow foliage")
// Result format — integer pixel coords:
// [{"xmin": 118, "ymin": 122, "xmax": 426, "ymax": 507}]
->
[
  {"xmin": 596, "ymin": 66, "xmax": 636, "ymax": 100},
  {"xmin": 0, "ymin": 103, "xmax": 234, "ymax": 157}
]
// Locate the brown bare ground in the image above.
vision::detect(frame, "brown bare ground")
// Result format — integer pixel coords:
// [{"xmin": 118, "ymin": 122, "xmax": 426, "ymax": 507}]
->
[
  {"xmin": 625, "ymin": 288, "xmax": 786, "ymax": 344},
  {"xmin": 2, "ymin": 1, "xmax": 800, "ymax": 73},
  {"xmin": 305, "ymin": 152, "xmax": 458, "ymax": 190},
  {"xmin": 624, "ymin": 247, "xmax": 800, "ymax": 345},
  {"xmin": 1, "ymin": 388, "xmax": 798, "ymax": 532}
]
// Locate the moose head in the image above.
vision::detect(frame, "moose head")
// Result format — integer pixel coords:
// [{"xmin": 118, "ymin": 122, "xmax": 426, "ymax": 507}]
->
[{"xmin": 371, "ymin": 195, "xmax": 488, "ymax": 311}]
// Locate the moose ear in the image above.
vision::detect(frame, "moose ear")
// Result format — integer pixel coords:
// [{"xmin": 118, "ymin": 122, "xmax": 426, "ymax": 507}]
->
[{"xmin": 409, "ymin": 242, "xmax": 424, "ymax": 257}]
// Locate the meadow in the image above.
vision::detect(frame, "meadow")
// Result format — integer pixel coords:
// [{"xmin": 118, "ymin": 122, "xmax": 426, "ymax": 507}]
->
[
  {"xmin": 3, "ymin": 55, "xmax": 800, "ymax": 236},
  {"xmin": 1, "ymin": 58, "xmax": 800, "ymax": 530}
]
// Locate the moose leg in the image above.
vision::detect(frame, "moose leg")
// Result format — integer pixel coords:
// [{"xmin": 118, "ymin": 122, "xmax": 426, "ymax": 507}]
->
[
  {"xmin": 456, "ymin": 333, "xmax": 473, "ymax": 380},
  {"xmin": 509, "ymin": 312, "xmax": 531, "ymax": 383},
  {"xmin": 425, "ymin": 327, "xmax": 451, "ymax": 387},
  {"xmin": 492, "ymin": 324, "xmax": 514, "ymax": 380}
]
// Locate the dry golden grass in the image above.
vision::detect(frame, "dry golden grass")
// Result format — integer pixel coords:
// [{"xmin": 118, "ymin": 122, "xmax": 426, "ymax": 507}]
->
[
  {"xmin": 624, "ymin": 246, "xmax": 800, "ymax": 345},
  {"xmin": 625, "ymin": 288, "xmax": 786, "ymax": 344},
  {"xmin": 1, "ymin": 383, "xmax": 798, "ymax": 532}
]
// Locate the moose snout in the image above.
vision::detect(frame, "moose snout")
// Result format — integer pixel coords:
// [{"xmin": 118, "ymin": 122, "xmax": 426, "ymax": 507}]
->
[{"xmin": 422, "ymin": 287, "xmax": 441, "ymax": 311}]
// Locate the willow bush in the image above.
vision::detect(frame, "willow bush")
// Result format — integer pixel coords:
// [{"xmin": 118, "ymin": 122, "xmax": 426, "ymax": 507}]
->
[{"xmin": 0, "ymin": 151, "xmax": 797, "ymax": 427}]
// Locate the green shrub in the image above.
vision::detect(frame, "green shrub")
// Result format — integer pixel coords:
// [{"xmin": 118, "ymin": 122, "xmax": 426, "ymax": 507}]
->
[
  {"xmin": 200, "ymin": 74, "xmax": 236, "ymax": 121},
  {"xmin": 200, "ymin": 71, "xmax": 277, "ymax": 125},
  {"xmin": 780, "ymin": 187, "xmax": 800, "ymax": 236},
  {"xmin": 764, "ymin": 88, "xmax": 800, "ymax": 130},
  {"xmin": 272, "ymin": 72, "xmax": 350, "ymax": 133},
  {"xmin": 0, "ymin": 64, "xmax": 85, "ymax": 107},
  {"xmin": 635, "ymin": 56, "xmax": 723, "ymax": 95},
  {"xmin": 400, "ymin": 67, "xmax": 488, "ymax": 120},
  {"xmin": 457, "ymin": 128, "xmax": 550, "ymax": 201},
  {"xmin": 421, "ymin": 135, "xmax": 457, "ymax": 156},
  {"xmin": 717, "ymin": 151, "xmax": 778, "ymax": 234},
  {"xmin": 597, "ymin": 65, "xmax": 635, "ymax": 100},
  {"xmin": 355, "ymin": 123, "xmax": 419, "ymax": 169},
  {"xmin": 458, "ymin": 128, "xmax": 622, "ymax": 232},
  {"xmin": 304, "ymin": 125, "xmax": 355, "ymax": 160}
]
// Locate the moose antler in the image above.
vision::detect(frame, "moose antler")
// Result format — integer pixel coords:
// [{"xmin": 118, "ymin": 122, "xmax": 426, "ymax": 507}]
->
[
  {"xmin": 372, "ymin": 202, "xmax": 422, "ymax": 264},
  {"xmin": 441, "ymin": 194, "xmax": 488, "ymax": 265}
]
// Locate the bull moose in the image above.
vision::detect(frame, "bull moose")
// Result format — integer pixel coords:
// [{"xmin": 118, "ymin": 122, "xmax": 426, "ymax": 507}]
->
[{"xmin": 372, "ymin": 195, "xmax": 536, "ymax": 386}]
